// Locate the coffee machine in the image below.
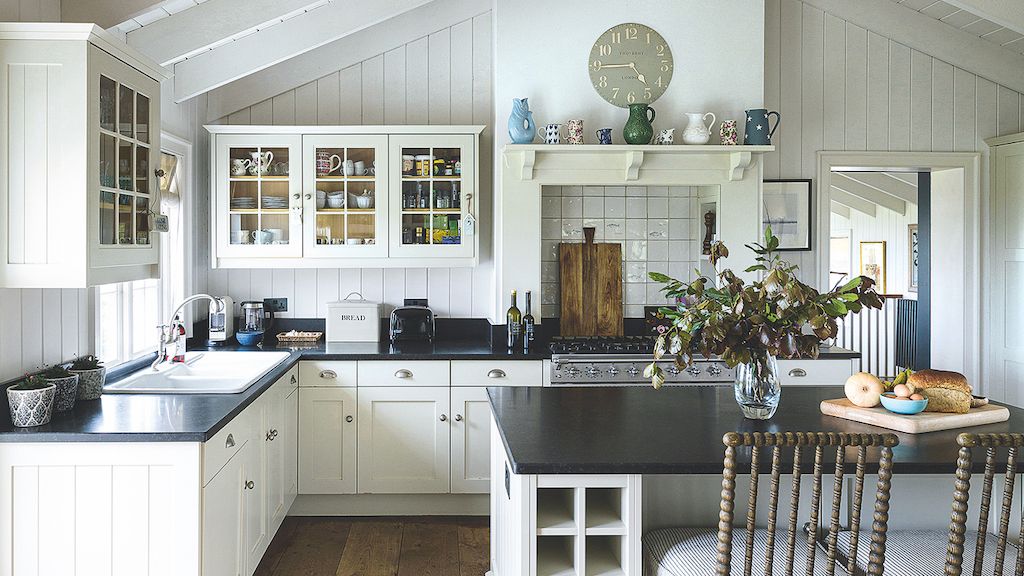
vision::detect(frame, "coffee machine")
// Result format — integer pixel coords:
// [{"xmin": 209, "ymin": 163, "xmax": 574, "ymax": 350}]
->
[
  {"xmin": 207, "ymin": 296, "xmax": 235, "ymax": 345},
  {"xmin": 239, "ymin": 300, "xmax": 275, "ymax": 343}
]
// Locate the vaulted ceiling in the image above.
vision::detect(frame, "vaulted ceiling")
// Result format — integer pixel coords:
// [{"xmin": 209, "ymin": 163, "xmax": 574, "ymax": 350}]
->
[{"xmin": 891, "ymin": 0, "xmax": 1024, "ymax": 55}]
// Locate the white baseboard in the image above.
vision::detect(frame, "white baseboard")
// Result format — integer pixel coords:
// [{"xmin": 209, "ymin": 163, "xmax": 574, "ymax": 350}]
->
[{"xmin": 288, "ymin": 493, "xmax": 489, "ymax": 516}]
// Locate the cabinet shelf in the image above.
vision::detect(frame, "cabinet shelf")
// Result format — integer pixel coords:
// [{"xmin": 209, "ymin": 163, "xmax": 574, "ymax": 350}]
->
[
  {"xmin": 401, "ymin": 209, "xmax": 461, "ymax": 214},
  {"xmin": 402, "ymin": 176, "xmax": 462, "ymax": 181},
  {"xmin": 316, "ymin": 175, "xmax": 375, "ymax": 181},
  {"xmin": 317, "ymin": 208, "xmax": 376, "ymax": 213},
  {"xmin": 230, "ymin": 208, "xmax": 289, "ymax": 214},
  {"xmin": 229, "ymin": 175, "xmax": 290, "ymax": 181},
  {"xmin": 537, "ymin": 488, "xmax": 576, "ymax": 536},
  {"xmin": 536, "ymin": 537, "xmax": 576, "ymax": 576},
  {"xmin": 585, "ymin": 488, "xmax": 625, "ymax": 536}
]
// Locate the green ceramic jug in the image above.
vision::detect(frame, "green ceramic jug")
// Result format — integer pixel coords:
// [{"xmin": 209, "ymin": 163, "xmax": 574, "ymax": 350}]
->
[{"xmin": 623, "ymin": 103, "xmax": 656, "ymax": 145}]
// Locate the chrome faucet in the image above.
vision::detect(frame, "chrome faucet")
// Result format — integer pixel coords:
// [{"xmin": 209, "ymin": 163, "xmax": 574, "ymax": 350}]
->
[{"xmin": 153, "ymin": 294, "xmax": 228, "ymax": 370}]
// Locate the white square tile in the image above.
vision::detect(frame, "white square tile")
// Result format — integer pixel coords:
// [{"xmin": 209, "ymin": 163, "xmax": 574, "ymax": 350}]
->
[
  {"xmin": 648, "ymin": 218, "xmax": 669, "ymax": 239},
  {"xmin": 562, "ymin": 197, "xmax": 583, "ymax": 218},
  {"xmin": 648, "ymin": 240, "xmax": 669, "ymax": 261},
  {"xmin": 668, "ymin": 261, "xmax": 689, "ymax": 280},
  {"xmin": 583, "ymin": 186, "xmax": 604, "ymax": 196},
  {"xmin": 626, "ymin": 197, "xmax": 647, "ymax": 218},
  {"xmin": 563, "ymin": 185, "xmax": 583, "ymax": 196},
  {"xmin": 541, "ymin": 283, "xmax": 559, "ymax": 305},
  {"xmin": 669, "ymin": 198, "xmax": 690, "ymax": 219},
  {"xmin": 543, "ymin": 186, "xmax": 561, "ymax": 197},
  {"xmin": 647, "ymin": 197, "xmax": 668, "ymax": 216},
  {"xmin": 604, "ymin": 186, "xmax": 626, "ymax": 196},
  {"xmin": 648, "ymin": 186, "xmax": 669, "ymax": 197},
  {"xmin": 625, "ymin": 261, "xmax": 647, "ymax": 283},
  {"xmin": 624, "ymin": 304, "xmax": 645, "ymax": 318},
  {"xmin": 626, "ymin": 240, "xmax": 647, "ymax": 261},
  {"xmin": 669, "ymin": 186, "xmax": 692, "ymax": 198},
  {"xmin": 542, "ymin": 218, "xmax": 562, "ymax": 240},
  {"xmin": 625, "ymin": 282, "xmax": 647, "ymax": 305},
  {"xmin": 541, "ymin": 262, "xmax": 559, "ymax": 283},
  {"xmin": 583, "ymin": 218, "xmax": 604, "ymax": 239},
  {"xmin": 542, "ymin": 196, "xmax": 561, "ymax": 217},
  {"xmin": 604, "ymin": 219, "xmax": 625, "ymax": 239},
  {"xmin": 647, "ymin": 283, "xmax": 670, "ymax": 305},
  {"xmin": 583, "ymin": 197, "xmax": 604, "ymax": 218},
  {"xmin": 669, "ymin": 240, "xmax": 692, "ymax": 261},
  {"xmin": 542, "ymin": 240, "xmax": 559, "ymax": 261},
  {"xmin": 542, "ymin": 304, "xmax": 559, "ymax": 318},
  {"xmin": 626, "ymin": 219, "xmax": 648, "ymax": 239},
  {"xmin": 670, "ymin": 218, "xmax": 692, "ymax": 240},
  {"xmin": 605, "ymin": 197, "xmax": 626, "ymax": 218},
  {"xmin": 626, "ymin": 186, "xmax": 647, "ymax": 197},
  {"xmin": 562, "ymin": 218, "xmax": 583, "ymax": 239}
]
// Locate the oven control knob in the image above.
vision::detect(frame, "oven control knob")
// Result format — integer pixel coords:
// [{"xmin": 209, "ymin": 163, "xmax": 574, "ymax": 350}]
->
[
  {"xmin": 607, "ymin": 366, "xmax": 620, "ymax": 376},
  {"xmin": 666, "ymin": 364, "xmax": 682, "ymax": 375},
  {"xmin": 627, "ymin": 365, "xmax": 640, "ymax": 376},
  {"xmin": 586, "ymin": 365, "xmax": 602, "ymax": 377},
  {"xmin": 565, "ymin": 366, "xmax": 582, "ymax": 378},
  {"xmin": 707, "ymin": 364, "xmax": 722, "ymax": 376},
  {"xmin": 686, "ymin": 365, "xmax": 703, "ymax": 377}
]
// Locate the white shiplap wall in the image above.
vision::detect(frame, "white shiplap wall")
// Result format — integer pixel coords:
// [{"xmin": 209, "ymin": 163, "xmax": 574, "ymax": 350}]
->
[
  {"xmin": 208, "ymin": 13, "xmax": 493, "ymax": 319},
  {"xmin": 764, "ymin": 0, "xmax": 1024, "ymax": 283}
]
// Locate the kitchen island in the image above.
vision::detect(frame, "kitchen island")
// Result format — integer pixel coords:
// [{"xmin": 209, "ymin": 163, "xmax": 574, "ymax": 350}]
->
[{"xmin": 487, "ymin": 385, "xmax": 1024, "ymax": 576}]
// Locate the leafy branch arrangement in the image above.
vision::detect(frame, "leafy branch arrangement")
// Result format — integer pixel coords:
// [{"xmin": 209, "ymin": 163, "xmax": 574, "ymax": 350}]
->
[{"xmin": 645, "ymin": 228, "xmax": 883, "ymax": 388}]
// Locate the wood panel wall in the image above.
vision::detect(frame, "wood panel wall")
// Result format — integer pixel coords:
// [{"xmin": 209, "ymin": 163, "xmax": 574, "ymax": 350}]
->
[
  {"xmin": 763, "ymin": 0, "xmax": 1024, "ymax": 280},
  {"xmin": 207, "ymin": 14, "xmax": 493, "ymax": 320}
]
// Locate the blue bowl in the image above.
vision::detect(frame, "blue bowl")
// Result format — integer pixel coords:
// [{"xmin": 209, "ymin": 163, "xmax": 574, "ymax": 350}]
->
[
  {"xmin": 236, "ymin": 331, "xmax": 264, "ymax": 346},
  {"xmin": 879, "ymin": 392, "xmax": 928, "ymax": 415}
]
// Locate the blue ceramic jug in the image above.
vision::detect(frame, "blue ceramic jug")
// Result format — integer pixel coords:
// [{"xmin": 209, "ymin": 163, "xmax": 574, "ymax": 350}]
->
[
  {"xmin": 744, "ymin": 108, "xmax": 780, "ymax": 145},
  {"xmin": 508, "ymin": 98, "xmax": 536, "ymax": 144}
]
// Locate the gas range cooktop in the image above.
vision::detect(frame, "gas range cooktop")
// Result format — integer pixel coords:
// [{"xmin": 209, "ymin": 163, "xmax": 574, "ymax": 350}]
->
[
  {"xmin": 548, "ymin": 335, "xmax": 657, "ymax": 355},
  {"xmin": 547, "ymin": 336, "xmax": 734, "ymax": 386}
]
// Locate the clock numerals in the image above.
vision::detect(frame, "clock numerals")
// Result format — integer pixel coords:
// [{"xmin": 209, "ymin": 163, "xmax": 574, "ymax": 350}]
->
[
  {"xmin": 644, "ymin": 87, "xmax": 652, "ymax": 100},
  {"xmin": 591, "ymin": 59, "xmax": 602, "ymax": 72},
  {"xmin": 626, "ymin": 91, "xmax": 636, "ymax": 104},
  {"xmin": 590, "ymin": 24, "xmax": 672, "ymax": 107},
  {"xmin": 611, "ymin": 87, "xmax": 619, "ymax": 100},
  {"xmin": 656, "ymin": 44, "xmax": 666, "ymax": 56},
  {"xmin": 597, "ymin": 75, "xmax": 608, "ymax": 89},
  {"xmin": 661, "ymin": 60, "xmax": 671, "ymax": 73},
  {"xmin": 610, "ymin": 31, "xmax": 621, "ymax": 44},
  {"xmin": 624, "ymin": 26, "xmax": 638, "ymax": 40},
  {"xmin": 655, "ymin": 76, "xmax": 664, "ymax": 88},
  {"xmin": 599, "ymin": 44, "xmax": 611, "ymax": 56}
]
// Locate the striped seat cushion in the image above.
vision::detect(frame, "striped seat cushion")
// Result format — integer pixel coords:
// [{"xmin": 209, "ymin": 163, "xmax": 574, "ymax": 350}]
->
[
  {"xmin": 643, "ymin": 527, "xmax": 850, "ymax": 576},
  {"xmin": 836, "ymin": 530, "xmax": 1016, "ymax": 575}
]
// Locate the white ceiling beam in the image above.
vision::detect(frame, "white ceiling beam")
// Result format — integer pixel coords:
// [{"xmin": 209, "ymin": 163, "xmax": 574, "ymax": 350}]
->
[
  {"xmin": 943, "ymin": 0, "xmax": 1024, "ymax": 36},
  {"xmin": 126, "ymin": 0, "xmax": 322, "ymax": 66},
  {"xmin": 830, "ymin": 201, "xmax": 851, "ymax": 219},
  {"xmin": 204, "ymin": 0, "xmax": 487, "ymax": 118},
  {"xmin": 884, "ymin": 172, "xmax": 919, "ymax": 186},
  {"xmin": 172, "ymin": 0, "xmax": 437, "ymax": 103},
  {"xmin": 801, "ymin": 0, "xmax": 1024, "ymax": 93},
  {"xmin": 830, "ymin": 188, "xmax": 878, "ymax": 217},
  {"xmin": 838, "ymin": 172, "xmax": 918, "ymax": 204},
  {"xmin": 63, "ymin": 0, "xmax": 169, "ymax": 28},
  {"xmin": 832, "ymin": 173, "xmax": 907, "ymax": 215}
]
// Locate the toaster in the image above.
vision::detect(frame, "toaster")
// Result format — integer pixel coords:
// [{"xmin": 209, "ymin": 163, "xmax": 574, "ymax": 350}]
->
[{"xmin": 389, "ymin": 306, "xmax": 435, "ymax": 342}]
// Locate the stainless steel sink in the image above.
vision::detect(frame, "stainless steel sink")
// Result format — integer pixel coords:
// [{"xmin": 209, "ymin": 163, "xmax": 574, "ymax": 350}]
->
[{"xmin": 103, "ymin": 351, "xmax": 291, "ymax": 394}]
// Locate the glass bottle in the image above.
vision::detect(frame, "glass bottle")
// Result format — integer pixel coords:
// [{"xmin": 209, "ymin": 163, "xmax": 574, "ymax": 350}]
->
[
  {"xmin": 506, "ymin": 290, "xmax": 522, "ymax": 350},
  {"xmin": 522, "ymin": 291, "xmax": 535, "ymax": 352}
]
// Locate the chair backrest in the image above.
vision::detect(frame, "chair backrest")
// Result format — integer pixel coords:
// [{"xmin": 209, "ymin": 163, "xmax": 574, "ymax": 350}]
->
[
  {"xmin": 717, "ymin": 431, "xmax": 899, "ymax": 576},
  {"xmin": 946, "ymin": 433, "xmax": 1024, "ymax": 576}
]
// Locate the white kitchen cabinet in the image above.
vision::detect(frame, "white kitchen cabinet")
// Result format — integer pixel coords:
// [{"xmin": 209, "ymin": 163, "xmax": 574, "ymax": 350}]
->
[
  {"xmin": 284, "ymin": 383, "xmax": 299, "ymax": 504},
  {"xmin": 0, "ymin": 24, "xmax": 169, "ymax": 288},
  {"xmin": 357, "ymin": 386, "xmax": 451, "ymax": 494},
  {"xmin": 298, "ymin": 387, "xmax": 358, "ymax": 494},
  {"xmin": 241, "ymin": 433, "xmax": 267, "ymax": 575},
  {"xmin": 265, "ymin": 368, "xmax": 297, "ymax": 535},
  {"xmin": 206, "ymin": 125, "xmax": 483, "ymax": 268},
  {"xmin": 202, "ymin": 441, "xmax": 246, "ymax": 576},
  {"xmin": 451, "ymin": 386, "xmax": 492, "ymax": 494},
  {"xmin": 777, "ymin": 358, "xmax": 857, "ymax": 385}
]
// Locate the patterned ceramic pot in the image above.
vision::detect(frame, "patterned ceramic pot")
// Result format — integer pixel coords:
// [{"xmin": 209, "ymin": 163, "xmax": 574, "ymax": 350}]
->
[
  {"xmin": 46, "ymin": 374, "xmax": 79, "ymax": 412},
  {"xmin": 565, "ymin": 119, "xmax": 584, "ymax": 144},
  {"xmin": 623, "ymin": 103, "xmax": 656, "ymax": 145},
  {"xmin": 70, "ymin": 367, "xmax": 106, "ymax": 401},
  {"xmin": 720, "ymin": 120, "xmax": 739, "ymax": 145},
  {"xmin": 7, "ymin": 384, "xmax": 56, "ymax": 427}
]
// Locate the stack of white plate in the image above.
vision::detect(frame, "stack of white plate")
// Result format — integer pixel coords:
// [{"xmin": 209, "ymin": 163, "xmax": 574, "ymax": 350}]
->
[
  {"xmin": 262, "ymin": 196, "xmax": 288, "ymax": 209},
  {"xmin": 230, "ymin": 197, "xmax": 257, "ymax": 210}
]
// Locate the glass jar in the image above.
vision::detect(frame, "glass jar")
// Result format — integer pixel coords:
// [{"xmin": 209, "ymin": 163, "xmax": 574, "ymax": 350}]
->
[{"xmin": 733, "ymin": 353, "xmax": 781, "ymax": 420}]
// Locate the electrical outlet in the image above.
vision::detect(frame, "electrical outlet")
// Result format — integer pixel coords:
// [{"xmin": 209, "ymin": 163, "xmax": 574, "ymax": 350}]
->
[
  {"xmin": 264, "ymin": 298, "xmax": 288, "ymax": 312},
  {"xmin": 404, "ymin": 298, "xmax": 428, "ymax": 307}
]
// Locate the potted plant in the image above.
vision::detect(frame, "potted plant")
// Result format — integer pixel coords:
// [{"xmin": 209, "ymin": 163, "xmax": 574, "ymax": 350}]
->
[
  {"xmin": 42, "ymin": 364, "xmax": 79, "ymax": 413},
  {"xmin": 647, "ymin": 228, "xmax": 883, "ymax": 419},
  {"xmin": 69, "ymin": 355, "xmax": 105, "ymax": 401},
  {"xmin": 6, "ymin": 375, "xmax": 56, "ymax": 427}
]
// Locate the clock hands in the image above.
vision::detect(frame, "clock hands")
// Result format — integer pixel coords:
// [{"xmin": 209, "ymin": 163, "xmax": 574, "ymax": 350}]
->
[{"xmin": 596, "ymin": 62, "xmax": 648, "ymax": 86}]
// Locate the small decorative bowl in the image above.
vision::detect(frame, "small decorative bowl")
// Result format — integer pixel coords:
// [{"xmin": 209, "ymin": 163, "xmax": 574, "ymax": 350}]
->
[
  {"xmin": 879, "ymin": 393, "xmax": 928, "ymax": 415},
  {"xmin": 236, "ymin": 331, "xmax": 264, "ymax": 346}
]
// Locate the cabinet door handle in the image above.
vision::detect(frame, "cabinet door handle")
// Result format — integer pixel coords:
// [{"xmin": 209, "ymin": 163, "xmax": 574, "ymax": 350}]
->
[
  {"xmin": 290, "ymin": 374, "xmax": 297, "ymax": 385},
  {"xmin": 304, "ymin": 193, "xmax": 312, "ymax": 200},
  {"xmin": 345, "ymin": 415, "xmax": 354, "ymax": 423},
  {"xmin": 395, "ymin": 369, "xmax": 413, "ymax": 379},
  {"xmin": 439, "ymin": 414, "xmax": 448, "ymax": 422},
  {"xmin": 225, "ymin": 433, "xmax": 235, "ymax": 448},
  {"xmin": 455, "ymin": 414, "xmax": 463, "ymax": 422},
  {"xmin": 244, "ymin": 480, "xmax": 254, "ymax": 490},
  {"xmin": 292, "ymin": 193, "xmax": 300, "ymax": 200},
  {"xmin": 266, "ymin": 429, "xmax": 278, "ymax": 441},
  {"xmin": 788, "ymin": 368, "xmax": 807, "ymax": 378},
  {"xmin": 487, "ymin": 369, "xmax": 507, "ymax": 379},
  {"xmin": 319, "ymin": 369, "xmax": 337, "ymax": 379}
]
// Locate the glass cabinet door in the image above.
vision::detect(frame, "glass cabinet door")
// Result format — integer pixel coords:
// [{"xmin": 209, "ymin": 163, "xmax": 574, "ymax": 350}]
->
[
  {"xmin": 98, "ymin": 75, "xmax": 154, "ymax": 249},
  {"xmin": 216, "ymin": 134, "xmax": 302, "ymax": 258},
  {"xmin": 301, "ymin": 135, "xmax": 388, "ymax": 258},
  {"xmin": 388, "ymin": 135, "xmax": 475, "ymax": 258}
]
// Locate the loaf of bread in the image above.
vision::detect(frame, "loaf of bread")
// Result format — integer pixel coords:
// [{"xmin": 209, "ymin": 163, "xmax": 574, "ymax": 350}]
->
[{"xmin": 907, "ymin": 369, "xmax": 973, "ymax": 413}]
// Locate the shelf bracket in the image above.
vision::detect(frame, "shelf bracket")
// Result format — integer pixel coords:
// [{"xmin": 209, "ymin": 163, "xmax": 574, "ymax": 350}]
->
[
  {"xmin": 624, "ymin": 150, "xmax": 644, "ymax": 181},
  {"xmin": 520, "ymin": 150, "xmax": 536, "ymax": 181},
  {"xmin": 727, "ymin": 151, "xmax": 753, "ymax": 181}
]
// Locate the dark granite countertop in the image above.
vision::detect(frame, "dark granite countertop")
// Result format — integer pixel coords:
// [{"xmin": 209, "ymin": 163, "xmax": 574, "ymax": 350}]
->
[{"xmin": 488, "ymin": 385, "xmax": 1024, "ymax": 475}]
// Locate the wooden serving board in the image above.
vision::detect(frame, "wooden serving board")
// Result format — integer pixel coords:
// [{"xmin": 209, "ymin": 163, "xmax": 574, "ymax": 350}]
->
[
  {"xmin": 820, "ymin": 398, "xmax": 1010, "ymax": 434},
  {"xmin": 559, "ymin": 228, "xmax": 623, "ymax": 336}
]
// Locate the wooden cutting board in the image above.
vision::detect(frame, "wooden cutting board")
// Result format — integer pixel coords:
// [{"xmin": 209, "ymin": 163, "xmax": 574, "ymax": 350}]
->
[
  {"xmin": 559, "ymin": 228, "xmax": 623, "ymax": 336},
  {"xmin": 820, "ymin": 398, "xmax": 1010, "ymax": 434}
]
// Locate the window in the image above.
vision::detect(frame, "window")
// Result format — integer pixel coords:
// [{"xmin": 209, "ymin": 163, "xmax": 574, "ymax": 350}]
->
[{"xmin": 96, "ymin": 138, "xmax": 190, "ymax": 366}]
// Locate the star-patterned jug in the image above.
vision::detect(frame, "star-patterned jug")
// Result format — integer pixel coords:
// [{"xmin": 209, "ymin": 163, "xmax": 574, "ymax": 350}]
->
[{"xmin": 744, "ymin": 108, "xmax": 780, "ymax": 145}]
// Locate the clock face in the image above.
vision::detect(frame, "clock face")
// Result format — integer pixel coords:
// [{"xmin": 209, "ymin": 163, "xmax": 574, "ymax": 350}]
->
[{"xmin": 589, "ymin": 23, "xmax": 673, "ymax": 108}]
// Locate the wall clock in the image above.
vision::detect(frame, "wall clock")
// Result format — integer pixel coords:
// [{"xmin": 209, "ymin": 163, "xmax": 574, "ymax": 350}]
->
[{"xmin": 588, "ymin": 23, "xmax": 673, "ymax": 107}]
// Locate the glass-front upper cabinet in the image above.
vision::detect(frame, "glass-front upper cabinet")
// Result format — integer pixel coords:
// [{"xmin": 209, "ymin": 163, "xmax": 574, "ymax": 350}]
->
[
  {"xmin": 301, "ymin": 135, "xmax": 388, "ymax": 258},
  {"xmin": 215, "ymin": 134, "xmax": 302, "ymax": 258},
  {"xmin": 388, "ymin": 135, "xmax": 476, "ymax": 259}
]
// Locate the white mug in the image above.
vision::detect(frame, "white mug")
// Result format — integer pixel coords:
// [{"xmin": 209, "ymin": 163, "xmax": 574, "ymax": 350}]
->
[
  {"xmin": 354, "ymin": 160, "xmax": 367, "ymax": 175},
  {"xmin": 266, "ymin": 228, "xmax": 284, "ymax": 243},
  {"xmin": 231, "ymin": 159, "xmax": 252, "ymax": 176},
  {"xmin": 233, "ymin": 230, "xmax": 252, "ymax": 244},
  {"xmin": 343, "ymin": 159, "xmax": 355, "ymax": 176},
  {"xmin": 252, "ymin": 230, "xmax": 273, "ymax": 244}
]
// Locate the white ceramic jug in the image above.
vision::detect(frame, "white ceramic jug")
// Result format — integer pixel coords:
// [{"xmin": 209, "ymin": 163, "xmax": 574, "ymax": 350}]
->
[
  {"xmin": 249, "ymin": 150, "xmax": 274, "ymax": 175},
  {"xmin": 682, "ymin": 112, "xmax": 716, "ymax": 145}
]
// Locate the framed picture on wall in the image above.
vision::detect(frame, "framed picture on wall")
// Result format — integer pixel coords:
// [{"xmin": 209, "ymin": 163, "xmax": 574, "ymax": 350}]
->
[
  {"xmin": 763, "ymin": 179, "xmax": 812, "ymax": 250},
  {"xmin": 860, "ymin": 241, "xmax": 887, "ymax": 294},
  {"xmin": 908, "ymin": 224, "xmax": 919, "ymax": 293}
]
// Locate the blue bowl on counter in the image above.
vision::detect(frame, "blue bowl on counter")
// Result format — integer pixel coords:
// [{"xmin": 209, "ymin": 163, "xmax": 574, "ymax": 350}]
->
[
  {"xmin": 879, "ymin": 392, "xmax": 928, "ymax": 415},
  {"xmin": 236, "ymin": 331, "xmax": 264, "ymax": 346}
]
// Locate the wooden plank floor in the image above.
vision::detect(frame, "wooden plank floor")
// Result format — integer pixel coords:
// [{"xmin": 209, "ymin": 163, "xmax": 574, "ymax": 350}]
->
[{"xmin": 255, "ymin": 516, "xmax": 489, "ymax": 576}]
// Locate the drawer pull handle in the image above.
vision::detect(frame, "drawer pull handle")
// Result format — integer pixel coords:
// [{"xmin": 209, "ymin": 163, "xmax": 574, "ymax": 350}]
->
[
  {"xmin": 788, "ymin": 368, "xmax": 807, "ymax": 378},
  {"xmin": 266, "ymin": 429, "xmax": 278, "ymax": 441},
  {"xmin": 455, "ymin": 414, "xmax": 463, "ymax": 422},
  {"xmin": 345, "ymin": 415, "xmax": 354, "ymax": 423},
  {"xmin": 439, "ymin": 414, "xmax": 448, "ymax": 422},
  {"xmin": 487, "ymin": 369, "xmax": 507, "ymax": 379},
  {"xmin": 290, "ymin": 374, "xmax": 297, "ymax": 385},
  {"xmin": 225, "ymin": 434, "xmax": 235, "ymax": 448},
  {"xmin": 395, "ymin": 369, "xmax": 413, "ymax": 379},
  {"xmin": 319, "ymin": 369, "xmax": 337, "ymax": 379},
  {"xmin": 244, "ymin": 480, "xmax": 254, "ymax": 490}
]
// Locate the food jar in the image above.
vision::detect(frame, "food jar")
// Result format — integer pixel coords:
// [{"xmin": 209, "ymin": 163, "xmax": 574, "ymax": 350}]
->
[
  {"xmin": 402, "ymin": 154, "xmax": 415, "ymax": 175},
  {"xmin": 415, "ymin": 155, "xmax": 432, "ymax": 177},
  {"xmin": 433, "ymin": 159, "xmax": 446, "ymax": 176}
]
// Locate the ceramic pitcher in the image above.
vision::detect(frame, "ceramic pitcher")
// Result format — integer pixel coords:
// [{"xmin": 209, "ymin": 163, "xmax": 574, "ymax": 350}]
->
[
  {"xmin": 744, "ymin": 108, "xmax": 780, "ymax": 145},
  {"xmin": 537, "ymin": 123, "xmax": 561, "ymax": 144},
  {"xmin": 249, "ymin": 150, "xmax": 274, "ymax": 175},
  {"xmin": 508, "ymin": 98, "xmax": 536, "ymax": 144},
  {"xmin": 623, "ymin": 103, "xmax": 656, "ymax": 145},
  {"xmin": 655, "ymin": 128, "xmax": 675, "ymax": 145},
  {"xmin": 595, "ymin": 128, "xmax": 613, "ymax": 144},
  {"xmin": 682, "ymin": 112, "xmax": 716, "ymax": 145},
  {"xmin": 565, "ymin": 119, "xmax": 584, "ymax": 144}
]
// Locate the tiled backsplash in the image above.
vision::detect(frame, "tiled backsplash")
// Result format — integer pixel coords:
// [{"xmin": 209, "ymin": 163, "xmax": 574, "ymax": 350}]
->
[{"xmin": 540, "ymin": 186, "xmax": 699, "ymax": 318}]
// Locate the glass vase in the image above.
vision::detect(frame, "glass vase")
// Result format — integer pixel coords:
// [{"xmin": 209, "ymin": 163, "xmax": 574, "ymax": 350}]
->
[{"xmin": 734, "ymin": 354, "xmax": 781, "ymax": 420}]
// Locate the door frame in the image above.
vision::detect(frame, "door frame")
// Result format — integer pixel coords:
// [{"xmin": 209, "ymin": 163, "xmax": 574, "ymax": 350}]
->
[{"xmin": 816, "ymin": 151, "xmax": 981, "ymax": 387}]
